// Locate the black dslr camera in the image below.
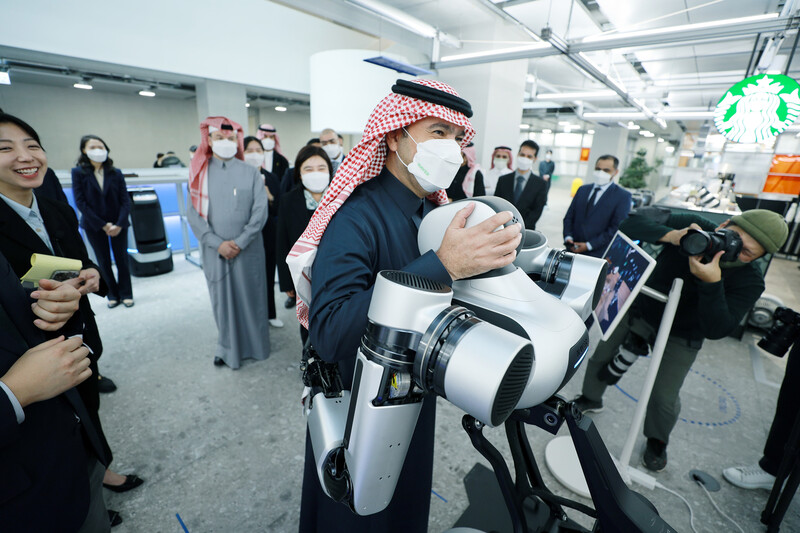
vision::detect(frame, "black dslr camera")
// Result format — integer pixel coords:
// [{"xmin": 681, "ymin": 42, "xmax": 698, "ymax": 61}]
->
[
  {"xmin": 679, "ymin": 228, "xmax": 743, "ymax": 263},
  {"xmin": 758, "ymin": 307, "xmax": 800, "ymax": 357}
]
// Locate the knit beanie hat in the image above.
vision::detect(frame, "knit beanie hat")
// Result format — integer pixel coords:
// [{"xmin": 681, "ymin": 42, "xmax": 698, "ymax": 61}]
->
[{"xmin": 730, "ymin": 209, "xmax": 789, "ymax": 255}]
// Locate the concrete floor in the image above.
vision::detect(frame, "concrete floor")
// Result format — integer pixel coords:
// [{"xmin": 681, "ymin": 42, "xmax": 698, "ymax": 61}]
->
[{"xmin": 91, "ymin": 175, "xmax": 800, "ymax": 532}]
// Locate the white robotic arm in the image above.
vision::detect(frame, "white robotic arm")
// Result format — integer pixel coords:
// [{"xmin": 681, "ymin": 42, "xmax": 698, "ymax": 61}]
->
[
  {"xmin": 304, "ymin": 271, "xmax": 533, "ymax": 515},
  {"xmin": 418, "ymin": 197, "xmax": 601, "ymax": 408}
]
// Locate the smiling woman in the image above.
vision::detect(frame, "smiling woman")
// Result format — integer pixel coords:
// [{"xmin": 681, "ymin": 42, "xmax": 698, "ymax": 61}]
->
[
  {"xmin": 0, "ymin": 114, "xmax": 48, "ymax": 203},
  {"xmin": 0, "ymin": 112, "xmax": 145, "ymax": 528}
]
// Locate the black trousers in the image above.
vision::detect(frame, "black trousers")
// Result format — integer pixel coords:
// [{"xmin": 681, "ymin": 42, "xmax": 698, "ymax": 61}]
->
[
  {"xmin": 262, "ymin": 219, "xmax": 277, "ymax": 320},
  {"xmin": 760, "ymin": 341, "xmax": 800, "ymax": 475},
  {"xmin": 84, "ymin": 228, "xmax": 132, "ymax": 301}
]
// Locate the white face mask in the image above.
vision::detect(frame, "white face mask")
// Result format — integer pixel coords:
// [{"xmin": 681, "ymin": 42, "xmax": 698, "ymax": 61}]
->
[
  {"xmin": 593, "ymin": 169, "xmax": 613, "ymax": 185},
  {"xmin": 545, "ymin": 154, "xmax": 551, "ymax": 161},
  {"xmin": 516, "ymin": 156, "xmax": 534, "ymax": 172},
  {"xmin": 493, "ymin": 157, "xmax": 508, "ymax": 168},
  {"xmin": 397, "ymin": 128, "xmax": 463, "ymax": 193},
  {"xmin": 86, "ymin": 148, "xmax": 108, "ymax": 163},
  {"xmin": 301, "ymin": 171, "xmax": 329, "ymax": 193},
  {"xmin": 261, "ymin": 138, "xmax": 275, "ymax": 151},
  {"xmin": 211, "ymin": 139, "xmax": 237, "ymax": 159},
  {"xmin": 322, "ymin": 143, "xmax": 341, "ymax": 160},
  {"xmin": 244, "ymin": 152, "xmax": 265, "ymax": 168}
]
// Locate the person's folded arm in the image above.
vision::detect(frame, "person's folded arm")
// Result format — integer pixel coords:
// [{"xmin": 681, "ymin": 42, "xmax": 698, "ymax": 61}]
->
[
  {"xmin": 233, "ymin": 170, "xmax": 269, "ymax": 251},
  {"xmin": 114, "ymin": 170, "xmax": 131, "ymax": 228},
  {"xmin": 70, "ymin": 169, "xmax": 106, "ymax": 231},
  {"xmin": 187, "ymin": 203, "xmax": 225, "ymax": 251}
]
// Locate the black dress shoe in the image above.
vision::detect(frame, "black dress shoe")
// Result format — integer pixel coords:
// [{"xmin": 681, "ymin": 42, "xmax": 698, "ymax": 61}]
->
[
  {"xmin": 108, "ymin": 510, "xmax": 123, "ymax": 527},
  {"xmin": 97, "ymin": 375, "xmax": 117, "ymax": 394},
  {"xmin": 214, "ymin": 357, "xmax": 225, "ymax": 366},
  {"xmin": 103, "ymin": 474, "xmax": 144, "ymax": 493},
  {"xmin": 284, "ymin": 296, "xmax": 296, "ymax": 309}
]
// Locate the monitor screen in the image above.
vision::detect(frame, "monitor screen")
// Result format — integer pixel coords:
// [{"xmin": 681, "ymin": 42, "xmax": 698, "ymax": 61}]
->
[{"xmin": 593, "ymin": 232, "xmax": 657, "ymax": 340}]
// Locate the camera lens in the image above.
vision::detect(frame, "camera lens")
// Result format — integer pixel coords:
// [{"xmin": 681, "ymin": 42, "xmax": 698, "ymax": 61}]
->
[{"xmin": 680, "ymin": 231, "xmax": 710, "ymax": 256}]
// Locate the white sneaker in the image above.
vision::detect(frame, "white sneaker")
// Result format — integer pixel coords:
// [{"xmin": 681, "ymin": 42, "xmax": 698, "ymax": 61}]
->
[
  {"xmin": 722, "ymin": 464, "xmax": 776, "ymax": 490},
  {"xmin": 269, "ymin": 318, "xmax": 284, "ymax": 328}
]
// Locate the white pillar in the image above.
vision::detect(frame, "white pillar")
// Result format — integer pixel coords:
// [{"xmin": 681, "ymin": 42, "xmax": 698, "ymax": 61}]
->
[
  {"xmin": 195, "ymin": 80, "xmax": 248, "ymax": 129},
  {"xmin": 438, "ymin": 59, "xmax": 528, "ymax": 168},
  {"xmin": 586, "ymin": 125, "xmax": 629, "ymax": 180},
  {"xmin": 437, "ymin": 22, "xmax": 528, "ymax": 167}
]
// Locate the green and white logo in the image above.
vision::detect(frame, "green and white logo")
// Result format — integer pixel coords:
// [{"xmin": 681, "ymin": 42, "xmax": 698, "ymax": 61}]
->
[{"xmin": 714, "ymin": 73, "xmax": 800, "ymax": 143}]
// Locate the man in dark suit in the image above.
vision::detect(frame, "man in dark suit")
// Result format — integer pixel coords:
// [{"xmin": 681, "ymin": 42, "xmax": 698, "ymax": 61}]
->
[
  {"xmin": 495, "ymin": 140, "xmax": 548, "ymax": 230},
  {"xmin": 0, "ymin": 250, "xmax": 110, "ymax": 532},
  {"xmin": 563, "ymin": 154, "xmax": 632, "ymax": 258}
]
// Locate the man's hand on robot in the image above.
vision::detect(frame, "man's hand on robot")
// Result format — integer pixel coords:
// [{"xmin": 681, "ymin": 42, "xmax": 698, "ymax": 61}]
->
[{"xmin": 436, "ymin": 203, "xmax": 522, "ymax": 280}]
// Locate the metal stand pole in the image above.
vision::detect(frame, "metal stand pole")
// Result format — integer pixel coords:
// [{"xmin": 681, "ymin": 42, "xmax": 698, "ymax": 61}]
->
[
  {"xmin": 544, "ymin": 278, "xmax": 684, "ymax": 493},
  {"xmin": 618, "ymin": 278, "xmax": 684, "ymax": 483},
  {"xmin": 175, "ymin": 182, "xmax": 201, "ymax": 268}
]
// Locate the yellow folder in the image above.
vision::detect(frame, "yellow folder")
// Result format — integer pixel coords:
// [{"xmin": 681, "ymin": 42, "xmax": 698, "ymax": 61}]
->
[{"xmin": 20, "ymin": 253, "xmax": 82, "ymax": 288}]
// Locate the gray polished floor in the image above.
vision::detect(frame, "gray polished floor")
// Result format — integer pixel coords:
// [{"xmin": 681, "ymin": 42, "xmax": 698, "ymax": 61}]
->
[{"xmin": 92, "ymin": 174, "xmax": 800, "ymax": 532}]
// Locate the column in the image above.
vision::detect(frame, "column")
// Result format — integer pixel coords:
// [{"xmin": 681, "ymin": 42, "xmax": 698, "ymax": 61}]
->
[
  {"xmin": 195, "ymin": 79, "xmax": 248, "ymax": 129},
  {"xmin": 586, "ymin": 125, "xmax": 629, "ymax": 181},
  {"xmin": 437, "ymin": 23, "xmax": 528, "ymax": 167},
  {"xmin": 438, "ymin": 59, "xmax": 528, "ymax": 168}
]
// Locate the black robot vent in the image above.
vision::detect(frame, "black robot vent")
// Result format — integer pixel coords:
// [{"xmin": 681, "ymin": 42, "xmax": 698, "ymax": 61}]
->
[
  {"xmin": 491, "ymin": 345, "xmax": 533, "ymax": 426},
  {"xmin": 380, "ymin": 271, "xmax": 450, "ymax": 293}
]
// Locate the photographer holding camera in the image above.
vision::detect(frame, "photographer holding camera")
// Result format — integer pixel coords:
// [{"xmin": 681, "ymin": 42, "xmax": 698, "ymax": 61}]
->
[{"xmin": 574, "ymin": 208, "xmax": 788, "ymax": 472}]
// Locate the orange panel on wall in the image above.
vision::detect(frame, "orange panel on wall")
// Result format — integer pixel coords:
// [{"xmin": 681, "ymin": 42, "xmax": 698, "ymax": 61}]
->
[
  {"xmin": 765, "ymin": 154, "xmax": 800, "ymax": 195},
  {"xmin": 579, "ymin": 148, "xmax": 590, "ymax": 161}
]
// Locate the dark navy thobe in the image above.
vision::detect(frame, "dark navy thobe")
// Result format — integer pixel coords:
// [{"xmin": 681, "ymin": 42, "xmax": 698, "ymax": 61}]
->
[{"xmin": 299, "ymin": 167, "xmax": 453, "ymax": 533}]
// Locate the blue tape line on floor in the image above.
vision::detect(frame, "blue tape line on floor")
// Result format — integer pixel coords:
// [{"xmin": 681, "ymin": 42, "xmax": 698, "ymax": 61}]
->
[
  {"xmin": 431, "ymin": 489, "xmax": 448, "ymax": 503},
  {"xmin": 615, "ymin": 368, "xmax": 741, "ymax": 427},
  {"xmin": 176, "ymin": 513, "xmax": 190, "ymax": 533}
]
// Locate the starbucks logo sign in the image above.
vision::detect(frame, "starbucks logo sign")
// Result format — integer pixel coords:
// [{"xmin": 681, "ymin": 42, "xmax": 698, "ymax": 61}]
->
[{"xmin": 714, "ymin": 74, "xmax": 800, "ymax": 143}]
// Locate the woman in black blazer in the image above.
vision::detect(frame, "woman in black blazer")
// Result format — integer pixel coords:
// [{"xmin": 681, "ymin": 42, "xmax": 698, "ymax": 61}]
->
[
  {"xmin": 71, "ymin": 135, "xmax": 133, "ymax": 308},
  {"xmin": 243, "ymin": 135, "xmax": 283, "ymax": 329},
  {"xmin": 276, "ymin": 145, "xmax": 333, "ymax": 345},
  {"xmin": 0, "ymin": 114, "xmax": 143, "ymax": 525}
]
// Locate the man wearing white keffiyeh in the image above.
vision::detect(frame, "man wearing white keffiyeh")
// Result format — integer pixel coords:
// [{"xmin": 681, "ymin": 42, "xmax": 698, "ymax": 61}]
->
[{"xmin": 296, "ymin": 79, "xmax": 522, "ymax": 533}]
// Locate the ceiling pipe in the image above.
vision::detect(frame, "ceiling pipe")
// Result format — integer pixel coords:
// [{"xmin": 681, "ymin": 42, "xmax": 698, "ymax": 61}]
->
[
  {"xmin": 541, "ymin": 27, "xmax": 667, "ymax": 128},
  {"xmin": 434, "ymin": 14, "xmax": 794, "ymax": 69}
]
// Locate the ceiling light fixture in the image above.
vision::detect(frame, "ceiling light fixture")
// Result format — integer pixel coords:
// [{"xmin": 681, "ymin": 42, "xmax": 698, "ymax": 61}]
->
[
  {"xmin": 0, "ymin": 64, "xmax": 9, "ymax": 86},
  {"xmin": 275, "ymin": 106, "xmax": 287, "ymax": 112},
  {"xmin": 587, "ymin": 129, "xmax": 595, "ymax": 135},
  {"xmin": 73, "ymin": 79, "xmax": 93, "ymax": 90},
  {"xmin": 665, "ymin": 146, "xmax": 676, "ymax": 153},
  {"xmin": 580, "ymin": 13, "xmax": 779, "ymax": 44},
  {"xmin": 542, "ymin": 128, "xmax": 552, "ymax": 134},
  {"xmin": 537, "ymin": 90, "xmax": 617, "ymax": 101},
  {"xmin": 520, "ymin": 124, "xmax": 531, "ymax": 129},
  {"xmin": 138, "ymin": 86, "xmax": 156, "ymax": 97},
  {"xmin": 440, "ymin": 43, "xmax": 550, "ymax": 63},
  {"xmin": 584, "ymin": 111, "xmax": 715, "ymax": 120}
]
